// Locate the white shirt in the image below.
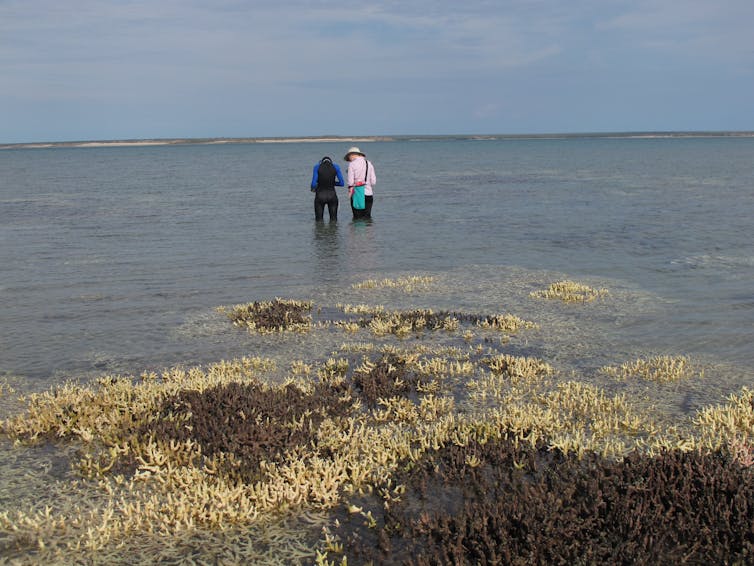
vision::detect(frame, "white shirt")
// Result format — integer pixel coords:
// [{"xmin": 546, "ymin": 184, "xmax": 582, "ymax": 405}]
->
[{"xmin": 346, "ymin": 156, "xmax": 376, "ymax": 196}]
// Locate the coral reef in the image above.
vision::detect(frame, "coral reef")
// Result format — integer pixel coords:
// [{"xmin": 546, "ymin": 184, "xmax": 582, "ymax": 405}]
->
[
  {"xmin": 1, "ymin": 291, "xmax": 751, "ymax": 564},
  {"xmin": 141, "ymin": 379, "xmax": 355, "ymax": 482},
  {"xmin": 530, "ymin": 280, "xmax": 609, "ymax": 302},
  {"xmin": 219, "ymin": 298, "xmax": 313, "ymax": 333},
  {"xmin": 335, "ymin": 306, "xmax": 536, "ymax": 338},
  {"xmin": 601, "ymin": 355, "xmax": 697, "ymax": 382},
  {"xmin": 328, "ymin": 439, "xmax": 754, "ymax": 565},
  {"xmin": 351, "ymin": 275, "xmax": 436, "ymax": 292}
]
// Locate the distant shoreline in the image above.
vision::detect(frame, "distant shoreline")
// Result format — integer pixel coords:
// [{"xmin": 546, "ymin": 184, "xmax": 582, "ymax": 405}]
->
[
  {"xmin": 0, "ymin": 136, "xmax": 390, "ymax": 150},
  {"xmin": 2, "ymin": 131, "xmax": 754, "ymax": 150}
]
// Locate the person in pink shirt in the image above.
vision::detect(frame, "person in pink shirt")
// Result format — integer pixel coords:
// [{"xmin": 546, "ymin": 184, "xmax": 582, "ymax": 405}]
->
[{"xmin": 344, "ymin": 146, "xmax": 376, "ymax": 219}]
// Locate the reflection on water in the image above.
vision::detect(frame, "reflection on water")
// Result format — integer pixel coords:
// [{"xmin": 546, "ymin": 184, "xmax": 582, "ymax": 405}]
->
[
  {"xmin": 311, "ymin": 221, "xmax": 342, "ymax": 285},
  {"xmin": 309, "ymin": 218, "xmax": 381, "ymax": 285},
  {"xmin": 346, "ymin": 218, "xmax": 379, "ymax": 273}
]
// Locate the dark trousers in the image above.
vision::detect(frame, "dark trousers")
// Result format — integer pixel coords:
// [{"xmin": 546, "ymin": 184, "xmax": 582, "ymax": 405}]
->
[
  {"xmin": 351, "ymin": 195, "xmax": 373, "ymax": 219},
  {"xmin": 314, "ymin": 189, "xmax": 338, "ymax": 221}
]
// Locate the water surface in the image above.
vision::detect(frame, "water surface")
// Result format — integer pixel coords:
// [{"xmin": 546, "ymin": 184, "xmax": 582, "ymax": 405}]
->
[{"xmin": 1, "ymin": 137, "xmax": 752, "ymax": 393}]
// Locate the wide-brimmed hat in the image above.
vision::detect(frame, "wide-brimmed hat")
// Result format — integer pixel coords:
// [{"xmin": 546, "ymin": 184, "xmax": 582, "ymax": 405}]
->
[{"xmin": 344, "ymin": 146, "xmax": 365, "ymax": 160}]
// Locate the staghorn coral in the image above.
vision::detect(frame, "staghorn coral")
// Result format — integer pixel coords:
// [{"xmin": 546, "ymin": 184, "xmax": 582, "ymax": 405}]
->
[
  {"xmin": 476, "ymin": 313, "xmax": 538, "ymax": 332},
  {"xmin": 530, "ymin": 279, "xmax": 609, "ymax": 302},
  {"xmin": 219, "ymin": 298, "xmax": 313, "ymax": 333},
  {"xmin": 351, "ymin": 276, "xmax": 436, "ymax": 292},
  {"xmin": 327, "ymin": 439, "xmax": 754, "ymax": 565},
  {"xmin": 140, "ymin": 378, "xmax": 355, "ymax": 482},
  {"xmin": 601, "ymin": 355, "xmax": 697, "ymax": 382},
  {"xmin": 336, "ymin": 303, "xmax": 386, "ymax": 315},
  {"xmin": 351, "ymin": 353, "xmax": 421, "ymax": 407},
  {"xmin": 218, "ymin": 298, "xmax": 537, "ymax": 340},
  {"xmin": 0, "ymin": 377, "xmax": 15, "ymax": 397},
  {"xmin": 2, "ymin": 304, "xmax": 752, "ymax": 564},
  {"xmin": 339, "ymin": 306, "xmax": 537, "ymax": 338},
  {"xmin": 0, "ymin": 357, "xmax": 276, "ymax": 444},
  {"xmin": 366, "ymin": 309, "xmax": 459, "ymax": 337},
  {"xmin": 696, "ymin": 387, "xmax": 754, "ymax": 451}
]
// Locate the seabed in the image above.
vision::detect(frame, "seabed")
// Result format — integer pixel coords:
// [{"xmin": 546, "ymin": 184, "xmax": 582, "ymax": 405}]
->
[{"xmin": 1, "ymin": 276, "xmax": 752, "ymax": 564}]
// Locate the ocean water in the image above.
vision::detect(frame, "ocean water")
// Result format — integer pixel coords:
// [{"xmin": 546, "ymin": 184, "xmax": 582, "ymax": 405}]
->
[{"xmin": 1, "ymin": 136, "xmax": 753, "ymax": 401}]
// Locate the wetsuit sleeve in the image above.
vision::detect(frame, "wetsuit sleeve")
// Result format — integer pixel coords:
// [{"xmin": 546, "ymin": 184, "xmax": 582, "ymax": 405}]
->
[
  {"xmin": 334, "ymin": 164, "xmax": 345, "ymax": 187},
  {"xmin": 311, "ymin": 163, "xmax": 319, "ymax": 189}
]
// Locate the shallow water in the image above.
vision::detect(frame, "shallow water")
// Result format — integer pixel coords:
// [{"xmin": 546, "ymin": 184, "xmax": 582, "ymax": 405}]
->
[
  {"xmin": 1, "ymin": 136, "xmax": 753, "ymax": 560},
  {"xmin": 1, "ymin": 138, "xmax": 753, "ymax": 421},
  {"xmin": 1, "ymin": 137, "xmax": 752, "ymax": 389}
]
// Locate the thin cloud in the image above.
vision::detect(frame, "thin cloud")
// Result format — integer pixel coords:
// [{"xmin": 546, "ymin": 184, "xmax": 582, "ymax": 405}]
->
[
  {"xmin": 1, "ymin": 0, "xmax": 753, "ymax": 141},
  {"xmin": 596, "ymin": 0, "xmax": 754, "ymax": 62}
]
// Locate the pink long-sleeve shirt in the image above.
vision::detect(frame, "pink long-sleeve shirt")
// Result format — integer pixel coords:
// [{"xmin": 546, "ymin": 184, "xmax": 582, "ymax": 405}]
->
[{"xmin": 346, "ymin": 156, "xmax": 376, "ymax": 196}]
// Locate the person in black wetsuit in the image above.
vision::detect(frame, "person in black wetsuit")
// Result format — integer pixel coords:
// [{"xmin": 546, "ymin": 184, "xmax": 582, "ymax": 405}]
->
[{"xmin": 310, "ymin": 156, "xmax": 345, "ymax": 221}]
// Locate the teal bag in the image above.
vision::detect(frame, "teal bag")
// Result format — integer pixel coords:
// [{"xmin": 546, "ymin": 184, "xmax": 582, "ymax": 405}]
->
[{"xmin": 352, "ymin": 184, "xmax": 366, "ymax": 210}]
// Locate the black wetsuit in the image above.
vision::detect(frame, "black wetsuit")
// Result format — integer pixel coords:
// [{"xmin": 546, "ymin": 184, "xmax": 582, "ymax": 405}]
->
[
  {"xmin": 315, "ymin": 189, "xmax": 338, "ymax": 221},
  {"xmin": 311, "ymin": 158, "xmax": 344, "ymax": 221}
]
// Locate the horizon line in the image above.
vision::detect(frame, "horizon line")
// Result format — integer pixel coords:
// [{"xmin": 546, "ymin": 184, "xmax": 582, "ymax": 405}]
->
[{"xmin": 3, "ymin": 130, "xmax": 754, "ymax": 150}]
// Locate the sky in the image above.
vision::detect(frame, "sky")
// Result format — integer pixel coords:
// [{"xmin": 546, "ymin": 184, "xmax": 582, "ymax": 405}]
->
[{"xmin": 1, "ymin": 0, "xmax": 753, "ymax": 143}]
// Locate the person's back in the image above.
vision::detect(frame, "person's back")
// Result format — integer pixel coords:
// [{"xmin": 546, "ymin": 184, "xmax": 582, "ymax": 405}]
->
[
  {"xmin": 344, "ymin": 147, "xmax": 376, "ymax": 219},
  {"xmin": 310, "ymin": 156, "xmax": 344, "ymax": 221},
  {"xmin": 316, "ymin": 159, "xmax": 337, "ymax": 190}
]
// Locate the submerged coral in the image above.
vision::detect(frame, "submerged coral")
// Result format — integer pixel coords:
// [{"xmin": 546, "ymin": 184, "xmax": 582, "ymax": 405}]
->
[
  {"xmin": 0, "ymin": 291, "xmax": 749, "ymax": 564},
  {"xmin": 351, "ymin": 275, "xmax": 436, "ymax": 292},
  {"xmin": 336, "ymin": 305, "xmax": 537, "ymax": 338},
  {"xmin": 219, "ymin": 298, "xmax": 313, "ymax": 333},
  {"xmin": 530, "ymin": 280, "xmax": 609, "ymax": 302},
  {"xmin": 601, "ymin": 355, "xmax": 697, "ymax": 382},
  {"xmin": 141, "ymin": 379, "xmax": 355, "ymax": 482},
  {"xmin": 327, "ymin": 439, "xmax": 754, "ymax": 565}
]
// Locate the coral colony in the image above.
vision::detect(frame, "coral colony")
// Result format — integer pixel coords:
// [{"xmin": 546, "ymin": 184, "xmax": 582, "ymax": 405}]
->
[{"xmin": 1, "ymin": 277, "xmax": 752, "ymax": 564}]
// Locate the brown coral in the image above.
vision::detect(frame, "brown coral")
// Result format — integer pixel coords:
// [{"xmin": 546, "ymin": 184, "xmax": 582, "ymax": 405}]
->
[
  {"xmin": 221, "ymin": 298, "xmax": 312, "ymax": 333},
  {"xmin": 351, "ymin": 353, "xmax": 422, "ymax": 407},
  {"xmin": 331, "ymin": 439, "xmax": 754, "ymax": 565},
  {"xmin": 140, "ymin": 379, "xmax": 353, "ymax": 481}
]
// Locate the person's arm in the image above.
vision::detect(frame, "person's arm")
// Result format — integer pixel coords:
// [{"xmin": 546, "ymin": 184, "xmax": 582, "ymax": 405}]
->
[
  {"xmin": 311, "ymin": 163, "xmax": 319, "ymax": 190},
  {"xmin": 368, "ymin": 161, "xmax": 376, "ymax": 186},
  {"xmin": 334, "ymin": 164, "xmax": 345, "ymax": 187},
  {"xmin": 346, "ymin": 163, "xmax": 355, "ymax": 188}
]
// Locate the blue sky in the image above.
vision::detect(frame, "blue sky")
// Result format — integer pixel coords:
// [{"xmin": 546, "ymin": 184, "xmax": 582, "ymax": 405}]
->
[{"xmin": 2, "ymin": 0, "xmax": 753, "ymax": 143}]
